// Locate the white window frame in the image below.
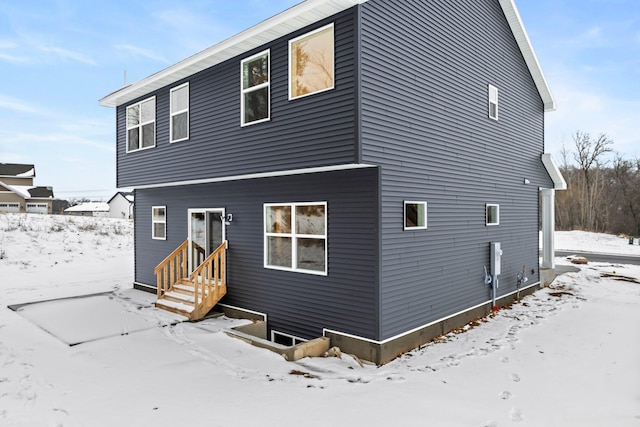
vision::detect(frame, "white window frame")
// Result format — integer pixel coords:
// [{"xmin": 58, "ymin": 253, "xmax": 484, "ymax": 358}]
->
[
  {"xmin": 241, "ymin": 50, "xmax": 271, "ymax": 127},
  {"xmin": 404, "ymin": 201, "xmax": 428, "ymax": 230},
  {"xmin": 152, "ymin": 206, "xmax": 167, "ymax": 240},
  {"xmin": 271, "ymin": 330, "xmax": 308, "ymax": 347},
  {"xmin": 170, "ymin": 82, "xmax": 189, "ymax": 143},
  {"xmin": 488, "ymin": 84, "xmax": 499, "ymax": 120},
  {"xmin": 264, "ymin": 201, "xmax": 327, "ymax": 276},
  {"xmin": 486, "ymin": 204, "xmax": 500, "ymax": 226},
  {"xmin": 126, "ymin": 96, "xmax": 156, "ymax": 152},
  {"xmin": 288, "ymin": 23, "xmax": 335, "ymax": 100}
]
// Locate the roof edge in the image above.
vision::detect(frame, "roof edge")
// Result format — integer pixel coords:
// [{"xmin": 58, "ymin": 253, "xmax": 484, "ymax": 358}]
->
[{"xmin": 541, "ymin": 153, "xmax": 567, "ymax": 190}]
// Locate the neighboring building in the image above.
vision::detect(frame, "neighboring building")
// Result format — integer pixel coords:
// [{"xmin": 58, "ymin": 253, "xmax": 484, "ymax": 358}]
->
[
  {"xmin": 64, "ymin": 202, "xmax": 110, "ymax": 217},
  {"xmin": 107, "ymin": 191, "xmax": 134, "ymax": 219},
  {"xmin": 99, "ymin": 0, "xmax": 565, "ymax": 364},
  {"xmin": 0, "ymin": 163, "xmax": 55, "ymax": 214}
]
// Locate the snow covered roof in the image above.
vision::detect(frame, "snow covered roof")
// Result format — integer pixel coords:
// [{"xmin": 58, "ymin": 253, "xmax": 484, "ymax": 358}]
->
[
  {"xmin": 100, "ymin": 0, "xmax": 554, "ymax": 111},
  {"xmin": 107, "ymin": 191, "xmax": 135, "ymax": 204},
  {"xmin": 65, "ymin": 202, "xmax": 110, "ymax": 213},
  {"xmin": 0, "ymin": 182, "xmax": 54, "ymax": 200},
  {"xmin": 0, "ymin": 163, "xmax": 35, "ymax": 178}
]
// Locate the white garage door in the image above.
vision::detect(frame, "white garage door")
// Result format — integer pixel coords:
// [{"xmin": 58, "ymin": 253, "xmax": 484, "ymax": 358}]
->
[
  {"xmin": 26, "ymin": 203, "xmax": 48, "ymax": 214},
  {"xmin": 0, "ymin": 203, "xmax": 20, "ymax": 213}
]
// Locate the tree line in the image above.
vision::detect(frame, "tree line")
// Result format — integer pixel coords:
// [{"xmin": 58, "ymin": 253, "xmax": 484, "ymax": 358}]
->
[{"xmin": 556, "ymin": 131, "xmax": 640, "ymax": 236}]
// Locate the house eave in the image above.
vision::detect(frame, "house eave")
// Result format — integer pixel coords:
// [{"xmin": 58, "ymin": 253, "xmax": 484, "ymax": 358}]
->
[
  {"xmin": 498, "ymin": 0, "xmax": 556, "ymax": 112},
  {"xmin": 99, "ymin": 0, "xmax": 368, "ymax": 108},
  {"xmin": 541, "ymin": 153, "xmax": 567, "ymax": 190}
]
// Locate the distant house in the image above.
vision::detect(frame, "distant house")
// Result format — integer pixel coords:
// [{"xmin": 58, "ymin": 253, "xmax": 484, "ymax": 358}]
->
[
  {"xmin": 100, "ymin": 0, "xmax": 566, "ymax": 364},
  {"xmin": 64, "ymin": 202, "xmax": 110, "ymax": 217},
  {"xmin": 0, "ymin": 163, "xmax": 55, "ymax": 214},
  {"xmin": 107, "ymin": 191, "xmax": 134, "ymax": 219}
]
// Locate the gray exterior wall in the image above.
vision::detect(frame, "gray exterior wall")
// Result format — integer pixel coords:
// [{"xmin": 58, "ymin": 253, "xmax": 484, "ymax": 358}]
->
[
  {"xmin": 116, "ymin": 10, "xmax": 358, "ymax": 188},
  {"xmin": 134, "ymin": 167, "xmax": 380, "ymax": 340},
  {"xmin": 359, "ymin": 0, "xmax": 554, "ymax": 339}
]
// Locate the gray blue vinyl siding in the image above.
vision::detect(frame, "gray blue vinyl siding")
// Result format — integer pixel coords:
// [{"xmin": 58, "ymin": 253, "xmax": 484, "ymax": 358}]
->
[
  {"xmin": 116, "ymin": 9, "xmax": 358, "ymax": 189},
  {"xmin": 134, "ymin": 167, "xmax": 379, "ymax": 340},
  {"xmin": 359, "ymin": 0, "xmax": 554, "ymax": 339}
]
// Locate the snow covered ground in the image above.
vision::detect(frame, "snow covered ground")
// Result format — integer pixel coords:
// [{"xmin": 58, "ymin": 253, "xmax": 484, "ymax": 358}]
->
[{"xmin": 1, "ymin": 214, "xmax": 638, "ymax": 426}]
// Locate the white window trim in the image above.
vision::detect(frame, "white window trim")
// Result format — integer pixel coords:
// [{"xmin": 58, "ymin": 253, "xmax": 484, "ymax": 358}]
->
[
  {"xmin": 152, "ymin": 206, "xmax": 167, "ymax": 240},
  {"xmin": 486, "ymin": 203, "xmax": 500, "ymax": 226},
  {"xmin": 241, "ymin": 49, "xmax": 271, "ymax": 127},
  {"xmin": 488, "ymin": 84, "xmax": 499, "ymax": 120},
  {"xmin": 271, "ymin": 330, "xmax": 308, "ymax": 346},
  {"xmin": 264, "ymin": 201, "xmax": 327, "ymax": 276},
  {"xmin": 126, "ymin": 96, "xmax": 156, "ymax": 153},
  {"xmin": 170, "ymin": 82, "xmax": 189, "ymax": 143},
  {"xmin": 404, "ymin": 201, "xmax": 428, "ymax": 231},
  {"xmin": 288, "ymin": 23, "xmax": 335, "ymax": 101}
]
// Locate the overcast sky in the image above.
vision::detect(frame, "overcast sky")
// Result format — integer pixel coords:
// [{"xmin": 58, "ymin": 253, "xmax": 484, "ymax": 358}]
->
[{"xmin": 0, "ymin": 0, "xmax": 638, "ymax": 200}]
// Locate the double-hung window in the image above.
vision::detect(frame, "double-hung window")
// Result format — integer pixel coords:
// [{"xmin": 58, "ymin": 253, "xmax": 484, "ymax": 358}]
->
[
  {"xmin": 170, "ymin": 83, "xmax": 189, "ymax": 142},
  {"xmin": 488, "ymin": 84, "xmax": 499, "ymax": 120},
  {"xmin": 264, "ymin": 202, "xmax": 327, "ymax": 275},
  {"xmin": 126, "ymin": 97, "xmax": 156, "ymax": 152},
  {"xmin": 152, "ymin": 206, "xmax": 166, "ymax": 240},
  {"xmin": 241, "ymin": 50, "xmax": 270, "ymax": 126}
]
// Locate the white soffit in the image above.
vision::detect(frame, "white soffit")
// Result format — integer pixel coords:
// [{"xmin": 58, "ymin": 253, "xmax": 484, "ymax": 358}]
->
[
  {"xmin": 541, "ymin": 153, "xmax": 567, "ymax": 190},
  {"xmin": 499, "ymin": 0, "xmax": 556, "ymax": 112},
  {"xmin": 99, "ymin": 0, "xmax": 369, "ymax": 108}
]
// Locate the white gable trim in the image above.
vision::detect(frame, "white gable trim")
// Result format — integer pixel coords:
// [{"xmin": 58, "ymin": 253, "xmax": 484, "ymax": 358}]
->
[
  {"xmin": 498, "ymin": 0, "xmax": 556, "ymax": 111},
  {"xmin": 100, "ymin": 0, "xmax": 554, "ymax": 112},
  {"xmin": 541, "ymin": 153, "xmax": 567, "ymax": 190}
]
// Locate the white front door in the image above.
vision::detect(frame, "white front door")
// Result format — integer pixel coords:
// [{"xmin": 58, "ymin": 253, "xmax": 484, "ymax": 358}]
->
[{"xmin": 188, "ymin": 208, "xmax": 225, "ymax": 272}]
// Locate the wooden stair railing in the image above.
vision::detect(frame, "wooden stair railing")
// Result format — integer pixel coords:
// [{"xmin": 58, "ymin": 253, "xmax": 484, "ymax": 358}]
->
[
  {"xmin": 154, "ymin": 239, "xmax": 189, "ymax": 299},
  {"xmin": 153, "ymin": 240, "xmax": 228, "ymax": 321}
]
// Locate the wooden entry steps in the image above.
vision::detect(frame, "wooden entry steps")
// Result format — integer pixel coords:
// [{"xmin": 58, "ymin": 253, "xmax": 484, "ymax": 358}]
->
[{"xmin": 154, "ymin": 241, "xmax": 228, "ymax": 321}]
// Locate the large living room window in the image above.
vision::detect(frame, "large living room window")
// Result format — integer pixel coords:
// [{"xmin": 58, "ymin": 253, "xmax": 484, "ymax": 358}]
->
[
  {"xmin": 241, "ymin": 50, "xmax": 270, "ymax": 126},
  {"xmin": 126, "ymin": 97, "xmax": 156, "ymax": 152},
  {"xmin": 264, "ymin": 202, "xmax": 327, "ymax": 275},
  {"xmin": 289, "ymin": 23, "xmax": 335, "ymax": 100}
]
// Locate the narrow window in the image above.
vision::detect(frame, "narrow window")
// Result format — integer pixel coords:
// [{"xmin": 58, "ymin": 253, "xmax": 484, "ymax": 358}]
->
[
  {"xmin": 271, "ymin": 330, "xmax": 307, "ymax": 346},
  {"xmin": 404, "ymin": 201, "xmax": 427, "ymax": 230},
  {"xmin": 488, "ymin": 84, "xmax": 499, "ymax": 120},
  {"xmin": 170, "ymin": 83, "xmax": 189, "ymax": 142},
  {"xmin": 152, "ymin": 206, "xmax": 167, "ymax": 239},
  {"xmin": 126, "ymin": 97, "xmax": 156, "ymax": 152},
  {"xmin": 289, "ymin": 23, "xmax": 335, "ymax": 100},
  {"xmin": 486, "ymin": 204, "xmax": 500, "ymax": 226},
  {"xmin": 241, "ymin": 50, "xmax": 270, "ymax": 126},
  {"xmin": 264, "ymin": 202, "xmax": 327, "ymax": 275}
]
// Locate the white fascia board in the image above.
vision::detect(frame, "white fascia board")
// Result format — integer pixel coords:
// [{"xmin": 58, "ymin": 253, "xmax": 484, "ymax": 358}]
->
[
  {"xmin": 498, "ymin": 0, "xmax": 556, "ymax": 112},
  {"xmin": 99, "ymin": 0, "xmax": 369, "ymax": 108},
  {"xmin": 131, "ymin": 163, "xmax": 377, "ymax": 190},
  {"xmin": 541, "ymin": 153, "xmax": 567, "ymax": 190}
]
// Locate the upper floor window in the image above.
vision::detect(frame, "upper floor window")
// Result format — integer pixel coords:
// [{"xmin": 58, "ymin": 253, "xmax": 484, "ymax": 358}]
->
[
  {"xmin": 170, "ymin": 83, "xmax": 189, "ymax": 142},
  {"xmin": 126, "ymin": 97, "xmax": 156, "ymax": 152},
  {"xmin": 264, "ymin": 202, "xmax": 327, "ymax": 275},
  {"xmin": 486, "ymin": 204, "xmax": 500, "ymax": 226},
  {"xmin": 241, "ymin": 50, "xmax": 270, "ymax": 126},
  {"xmin": 289, "ymin": 23, "xmax": 335, "ymax": 100},
  {"xmin": 488, "ymin": 84, "xmax": 499, "ymax": 120}
]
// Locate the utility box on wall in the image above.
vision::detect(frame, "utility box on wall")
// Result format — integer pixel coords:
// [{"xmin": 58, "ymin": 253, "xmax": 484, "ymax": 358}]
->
[{"xmin": 490, "ymin": 242, "xmax": 502, "ymax": 276}]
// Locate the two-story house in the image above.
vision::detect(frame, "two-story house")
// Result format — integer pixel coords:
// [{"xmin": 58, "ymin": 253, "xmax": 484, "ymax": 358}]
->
[
  {"xmin": 0, "ymin": 163, "xmax": 55, "ymax": 214},
  {"xmin": 100, "ymin": 0, "xmax": 565, "ymax": 364}
]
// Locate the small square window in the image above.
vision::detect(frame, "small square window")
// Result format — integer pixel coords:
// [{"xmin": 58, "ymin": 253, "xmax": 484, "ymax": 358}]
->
[
  {"xmin": 488, "ymin": 84, "xmax": 498, "ymax": 120},
  {"xmin": 152, "ymin": 206, "xmax": 166, "ymax": 239},
  {"xmin": 486, "ymin": 204, "xmax": 499, "ymax": 226},
  {"xmin": 404, "ymin": 201, "xmax": 427, "ymax": 230}
]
